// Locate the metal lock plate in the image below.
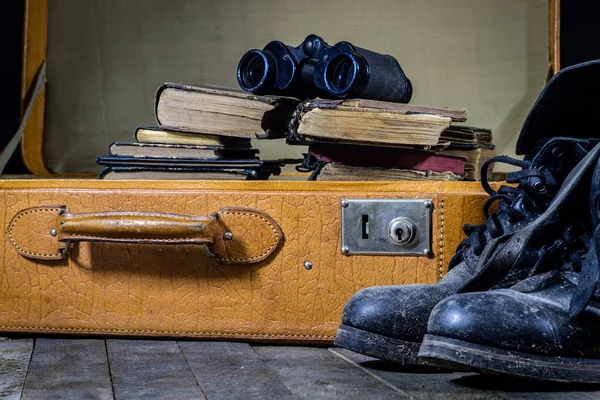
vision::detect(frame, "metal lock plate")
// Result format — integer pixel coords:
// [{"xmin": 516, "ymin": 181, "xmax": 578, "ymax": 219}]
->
[{"xmin": 340, "ymin": 199, "xmax": 433, "ymax": 256}]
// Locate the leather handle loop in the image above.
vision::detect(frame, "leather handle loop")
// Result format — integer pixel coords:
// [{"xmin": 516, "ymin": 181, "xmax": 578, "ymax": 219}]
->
[
  {"xmin": 58, "ymin": 211, "xmax": 220, "ymax": 245},
  {"xmin": 8, "ymin": 206, "xmax": 283, "ymax": 264}
]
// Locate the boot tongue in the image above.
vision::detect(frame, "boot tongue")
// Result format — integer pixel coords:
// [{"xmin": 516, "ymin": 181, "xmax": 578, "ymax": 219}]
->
[{"xmin": 516, "ymin": 60, "xmax": 600, "ymax": 156}]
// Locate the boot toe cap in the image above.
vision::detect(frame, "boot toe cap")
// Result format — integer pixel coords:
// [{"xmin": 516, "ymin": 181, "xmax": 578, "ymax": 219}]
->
[
  {"xmin": 427, "ymin": 290, "xmax": 573, "ymax": 356},
  {"xmin": 342, "ymin": 284, "xmax": 448, "ymax": 342}
]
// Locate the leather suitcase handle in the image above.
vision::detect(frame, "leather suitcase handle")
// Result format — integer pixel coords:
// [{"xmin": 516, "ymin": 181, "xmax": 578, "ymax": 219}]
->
[
  {"xmin": 8, "ymin": 206, "xmax": 283, "ymax": 264},
  {"xmin": 59, "ymin": 212, "xmax": 219, "ymax": 245}
]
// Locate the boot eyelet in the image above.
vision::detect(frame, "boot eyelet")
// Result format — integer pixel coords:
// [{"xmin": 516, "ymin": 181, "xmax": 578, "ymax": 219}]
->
[
  {"xmin": 552, "ymin": 147, "xmax": 564, "ymax": 158},
  {"xmin": 533, "ymin": 181, "xmax": 546, "ymax": 192}
]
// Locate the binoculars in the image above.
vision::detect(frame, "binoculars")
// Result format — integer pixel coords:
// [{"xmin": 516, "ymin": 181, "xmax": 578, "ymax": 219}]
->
[{"xmin": 237, "ymin": 34, "xmax": 412, "ymax": 103}]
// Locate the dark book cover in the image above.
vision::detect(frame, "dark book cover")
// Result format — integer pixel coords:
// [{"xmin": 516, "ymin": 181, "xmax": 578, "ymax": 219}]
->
[
  {"xmin": 97, "ymin": 156, "xmax": 283, "ymax": 169},
  {"xmin": 98, "ymin": 165, "xmax": 281, "ymax": 180},
  {"xmin": 305, "ymin": 143, "xmax": 466, "ymax": 174}
]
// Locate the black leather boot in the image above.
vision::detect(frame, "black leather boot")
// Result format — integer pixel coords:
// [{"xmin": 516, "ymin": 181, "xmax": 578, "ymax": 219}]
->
[
  {"xmin": 420, "ymin": 146, "xmax": 600, "ymax": 383},
  {"xmin": 335, "ymin": 60, "xmax": 600, "ymax": 365}
]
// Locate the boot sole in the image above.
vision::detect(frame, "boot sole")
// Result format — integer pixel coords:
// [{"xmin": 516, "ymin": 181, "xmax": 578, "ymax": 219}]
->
[
  {"xmin": 419, "ymin": 334, "xmax": 600, "ymax": 383},
  {"xmin": 334, "ymin": 324, "xmax": 428, "ymax": 366}
]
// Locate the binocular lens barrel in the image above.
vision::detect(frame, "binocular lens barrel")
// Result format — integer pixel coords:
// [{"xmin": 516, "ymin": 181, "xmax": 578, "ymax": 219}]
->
[
  {"xmin": 237, "ymin": 50, "xmax": 271, "ymax": 92},
  {"xmin": 324, "ymin": 53, "xmax": 359, "ymax": 95},
  {"xmin": 237, "ymin": 35, "xmax": 412, "ymax": 102}
]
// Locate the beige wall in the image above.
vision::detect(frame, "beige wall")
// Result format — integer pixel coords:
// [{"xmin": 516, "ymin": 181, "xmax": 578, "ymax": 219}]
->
[{"xmin": 46, "ymin": 0, "xmax": 549, "ymax": 173}]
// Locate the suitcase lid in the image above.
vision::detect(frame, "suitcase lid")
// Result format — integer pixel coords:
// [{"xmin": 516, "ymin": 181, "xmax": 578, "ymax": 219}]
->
[{"xmin": 19, "ymin": 0, "xmax": 555, "ymax": 176}]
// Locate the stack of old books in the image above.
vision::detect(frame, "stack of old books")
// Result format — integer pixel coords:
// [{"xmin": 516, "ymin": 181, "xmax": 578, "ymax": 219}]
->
[
  {"xmin": 97, "ymin": 84, "xmax": 296, "ymax": 180},
  {"xmin": 290, "ymin": 99, "xmax": 495, "ymax": 181},
  {"xmin": 98, "ymin": 84, "xmax": 494, "ymax": 181}
]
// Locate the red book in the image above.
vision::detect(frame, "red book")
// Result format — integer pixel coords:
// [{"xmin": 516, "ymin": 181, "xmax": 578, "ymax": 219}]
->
[{"xmin": 308, "ymin": 143, "xmax": 465, "ymax": 175}]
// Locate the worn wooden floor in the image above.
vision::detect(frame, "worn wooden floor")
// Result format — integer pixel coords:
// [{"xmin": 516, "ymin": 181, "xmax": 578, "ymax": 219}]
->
[{"xmin": 1, "ymin": 338, "xmax": 599, "ymax": 399}]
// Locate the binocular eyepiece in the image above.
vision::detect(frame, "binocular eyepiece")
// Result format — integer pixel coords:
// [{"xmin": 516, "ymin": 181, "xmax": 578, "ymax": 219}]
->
[{"xmin": 237, "ymin": 35, "xmax": 412, "ymax": 103}]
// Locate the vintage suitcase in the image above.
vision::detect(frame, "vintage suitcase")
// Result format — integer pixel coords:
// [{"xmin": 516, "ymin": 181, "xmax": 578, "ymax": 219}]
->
[
  {"xmin": 20, "ymin": 0, "xmax": 552, "ymax": 175},
  {"xmin": 0, "ymin": 179, "xmax": 488, "ymax": 342},
  {"xmin": 5, "ymin": 1, "xmax": 557, "ymax": 342}
]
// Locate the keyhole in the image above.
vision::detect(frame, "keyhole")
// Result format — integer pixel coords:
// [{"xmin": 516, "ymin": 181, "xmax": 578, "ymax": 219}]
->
[
  {"xmin": 395, "ymin": 228, "xmax": 404, "ymax": 239},
  {"xmin": 388, "ymin": 218, "xmax": 416, "ymax": 246}
]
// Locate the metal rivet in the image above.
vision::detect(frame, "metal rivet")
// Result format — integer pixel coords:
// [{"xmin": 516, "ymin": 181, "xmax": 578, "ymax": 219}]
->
[
  {"xmin": 341, "ymin": 246, "xmax": 350, "ymax": 255},
  {"xmin": 423, "ymin": 249, "xmax": 432, "ymax": 257},
  {"xmin": 223, "ymin": 232, "xmax": 233, "ymax": 240},
  {"xmin": 341, "ymin": 199, "xmax": 349, "ymax": 208},
  {"xmin": 50, "ymin": 229, "xmax": 57, "ymax": 237},
  {"xmin": 423, "ymin": 200, "xmax": 433, "ymax": 208},
  {"xmin": 303, "ymin": 261, "xmax": 313, "ymax": 270},
  {"xmin": 533, "ymin": 181, "xmax": 546, "ymax": 192},
  {"xmin": 552, "ymin": 147, "xmax": 564, "ymax": 158}
]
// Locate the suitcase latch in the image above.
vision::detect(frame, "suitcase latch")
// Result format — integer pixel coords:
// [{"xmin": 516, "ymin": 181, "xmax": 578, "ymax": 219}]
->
[{"xmin": 340, "ymin": 199, "xmax": 433, "ymax": 256}]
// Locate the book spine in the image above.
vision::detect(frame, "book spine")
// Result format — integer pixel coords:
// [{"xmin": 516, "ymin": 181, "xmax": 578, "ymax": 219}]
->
[
  {"xmin": 287, "ymin": 100, "xmax": 313, "ymax": 142},
  {"xmin": 154, "ymin": 84, "xmax": 169, "ymax": 126}
]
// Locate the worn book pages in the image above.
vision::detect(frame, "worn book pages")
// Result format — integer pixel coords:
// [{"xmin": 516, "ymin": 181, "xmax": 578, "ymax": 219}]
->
[
  {"xmin": 316, "ymin": 163, "xmax": 464, "ymax": 181},
  {"xmin": 156, "ymin": 84, "xmax": 297, "ymax": 138},
  {"xmin": 444, "ymin": 148, "xmax": 496, "ymax": 181},
  {"xmin": 322, "ymin": 99, "xmax": 468, "ymax": 121},
  {"xmin": 109, "ymin": 142, "xmax": 258, "ymax": 160},
  {"xmin": 292, "ymin": 104, "xmax": 453, "ymax": 146},
  {"xmin": 135, "ymin": 127, "xmax": 252, "ymax": 148}
]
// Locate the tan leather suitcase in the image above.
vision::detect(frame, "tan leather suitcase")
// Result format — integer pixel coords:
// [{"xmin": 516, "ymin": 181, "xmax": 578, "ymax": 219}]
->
[
  {"xmin": 6, "ymin": 1, "xmax": 556, "ymax": 342},
  {"xmin": 0, "ymin": 179, "xmax": 488, "ymax": 342}
]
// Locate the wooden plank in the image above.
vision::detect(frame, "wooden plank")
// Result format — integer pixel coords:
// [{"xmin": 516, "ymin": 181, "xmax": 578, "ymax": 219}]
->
[
  {"xmin": 451, "ymin": 374, "xmax": 600, "ymax": 400},
  {"xmin": 499, "ymin": 393, "xmax": 600, "ymax": 400},
  {"xmin": 332, "ymin": 348, "xmax": 503, "ymax": 400},
  {"xmin": 22, "ymin": 338, "xmax": 113, "ymax": 399},
  {"xmin": 0, "ymin": 339, "xmax": 33, "ymax": 400},
  {"xmin": 253, "ymin": 345, "xmax": 409, "ymax": 399},
  {"xmin": 335, "ymin": 348, "xmax": 600, "ymax": 400},
  {"xmin": 178, "ymin": 341, "xmax": 294, "ymax": 400},
  {"xmin": 106, "ymin": 340, "xmax": 205, "ymax": 400}
]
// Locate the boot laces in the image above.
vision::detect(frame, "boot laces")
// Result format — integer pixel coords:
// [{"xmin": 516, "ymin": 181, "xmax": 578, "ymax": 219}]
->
[
  {"xmin": 449, "ymin": 155, "xmax": 558, "ymax": 269},
  {"xmin": 569, "ymin": 185, "xmax": 600, "ymax": 319},
  {"xmin": 568, "ymin": 227, "xmax": 600, "ymax": 319},
  {"xmin": 527, "ymin": 226, "xmax": 583, "ymax": 278}
]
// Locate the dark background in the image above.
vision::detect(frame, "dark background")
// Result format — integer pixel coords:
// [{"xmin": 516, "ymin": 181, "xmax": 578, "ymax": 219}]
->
[
  {"xmin": 561, "ymin": 1, "xmax": 600, "ymax": 68},
  {"xmin": 1, "ymin": 1, "xmax": 598, "ymax": 175},
  {"xmin": 2, "ymin": 1, "xmax": 27, "ymax": 173}
]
